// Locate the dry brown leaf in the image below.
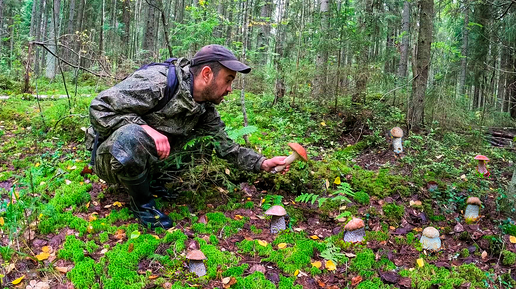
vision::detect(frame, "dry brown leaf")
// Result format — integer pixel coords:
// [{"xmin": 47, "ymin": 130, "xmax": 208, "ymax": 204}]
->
[
  {"xmin": 481, "ymin": 251, "xmax": 488, "ymax": 260},
  {"xmin": 148, "ymin": 275, "xmax": 158, "ymax": 279},
  {"xmin": 55, "ymin": 266, "xmax": 69, "ymax": 273},
  {"xmin": 115, "ymin": 229, "xmax": 126, "ymax": 240},
  {"xmin": 234, "ymin": 215, "xmax": 243, "ymax": 220},
  {"xmin": 351, "ymin": 276, "xmax": 362, "ymax": 287},
  {"xmin": 128, "ymin": 243, "xmax": 134, "ymax": 253}
]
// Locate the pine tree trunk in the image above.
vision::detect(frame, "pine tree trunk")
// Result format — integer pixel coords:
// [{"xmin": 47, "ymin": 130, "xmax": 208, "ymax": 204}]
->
[
  {"xmin": 459, "ymin": 0, "xmax": 469, "ymax": 96},
  {"xmin": 499, "ymin": 46, "xmax": 508, "ymax": 112},
  {"xmin": 313, "ymin": 0, "xmax": 329, "ymax": 98},
  {"xmin": 510, "ymin": 57, "xmax": 516, "ymax": 118},
  {"xmin": 30, "ymin": 0, "xmax": 39, "ymax": 39},
  {"xmin": 257, "ymin": 0, "xmax": 271, "ymax": 64},
  {"xmin": 46, "ymin": 0, "xmax": 62, "ymax": 79},
  {"xmin": 99, "ymin": 0, "xmax": 104, "ymax": 57},
  {"xmin": 273, "ymin": 0, "xmax": 286, "ymax": 104},
  {"xmin": 0, "ymin": 0, "xmax": 4, "ymax": 55},
  {"xmin": 122, "ymin": 0, "xmax": 131, "ymax": 58},
  {"xmin": 409, "ymin": 0, "xmax": 433, "ymax": 131},
  {"xmin": 35, "ymin": 0, "xmax": 46, "ymax": 75},
  {"xmin": 143, "ymin": 0, "xmax": 157, "ymax": 62},
  {"xmin": 398, "ymin": 1, "xmax": 409, "ymax": 78}
]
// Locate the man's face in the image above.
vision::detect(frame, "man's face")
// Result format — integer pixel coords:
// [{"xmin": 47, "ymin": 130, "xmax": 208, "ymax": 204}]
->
[{"xmin": 202, "ymin": 66, "xmax": 236, "ymax": 105}]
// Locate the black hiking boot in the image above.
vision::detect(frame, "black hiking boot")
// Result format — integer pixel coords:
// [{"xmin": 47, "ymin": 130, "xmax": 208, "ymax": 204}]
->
[
  {"xmin": 119, "ymin": 172, "xmax": 173, "ymax": 229},
  {"xmin": 150, "ymin": 182, "xmax": 180, "ymax": 200}
]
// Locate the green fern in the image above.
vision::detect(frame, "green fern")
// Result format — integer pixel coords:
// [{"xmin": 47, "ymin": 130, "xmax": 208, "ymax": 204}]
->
[
  {"xmin": 295, "ymin": 182, "xmax": 355, "ymax": 208},
  {"xmin": 226, "ymin": 125, "xmax": 258, "ymax": 141},
  {"xmin": 262, "ymin": 194, "xmax": 284, "ymax": 211}
]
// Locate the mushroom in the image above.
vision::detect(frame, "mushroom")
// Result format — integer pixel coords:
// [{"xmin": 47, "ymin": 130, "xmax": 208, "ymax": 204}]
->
[
  {"xmin": 272, "ymin": 143, "xmax": 308, "ymax": 173},
  {"xmin": 264, "ymin": 205, "xmax": 287, "ymax": 234},
  {"xmin": 186, "ymin": 250, "xmax": 207, "ymax": 277},
  {"xmin": 390, "ymin": 127, "xmax": 404, "ymax": 154},
  {"xmin": 343, "ymin": 218, "xmax": 365, "ymax": 243},
  {"xmin": 474, "ymin": 155, "xmax": 490, "ymax": 177},
  {"xmin": 420, "ymin": 227, "xmax": 441, "ymax": 251},
  {"xmin": 464, "ymin": 197, "xmax": 481, "ymax": 224}
]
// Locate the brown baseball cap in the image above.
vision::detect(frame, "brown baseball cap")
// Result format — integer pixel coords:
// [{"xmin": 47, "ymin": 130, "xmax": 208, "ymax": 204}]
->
[{"xmin": 191, "ymin": 44, "xmax": 251, "ymax": 74}]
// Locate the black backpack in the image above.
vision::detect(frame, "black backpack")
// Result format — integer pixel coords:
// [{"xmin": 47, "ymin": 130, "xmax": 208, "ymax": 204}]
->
[{"xmin": 84, "ymin": 58, "xmax": 180, "ymax": 173}]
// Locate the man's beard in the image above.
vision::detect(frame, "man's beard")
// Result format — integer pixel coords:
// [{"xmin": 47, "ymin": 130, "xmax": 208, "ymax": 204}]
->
[{"xmin": 202, "ymin": 79, "xmax": 222, "ymax": 104}]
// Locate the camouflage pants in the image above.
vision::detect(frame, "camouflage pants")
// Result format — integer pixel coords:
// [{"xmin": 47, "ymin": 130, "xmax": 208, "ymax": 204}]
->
[{"xmin": 93, "ymin": 124, "xmax": 160, "ymax": 184}]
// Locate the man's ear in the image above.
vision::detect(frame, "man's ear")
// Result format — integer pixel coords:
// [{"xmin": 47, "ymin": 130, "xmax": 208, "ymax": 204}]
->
[{"xmin": 200, "ymin": 66, "xmax": 213, "ymax": 83}]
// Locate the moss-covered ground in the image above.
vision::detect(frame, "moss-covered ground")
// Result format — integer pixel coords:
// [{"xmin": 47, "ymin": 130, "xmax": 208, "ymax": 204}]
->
[{"xmin": 0, "ymin": 88, "xmax": 515, "ymax": 289}]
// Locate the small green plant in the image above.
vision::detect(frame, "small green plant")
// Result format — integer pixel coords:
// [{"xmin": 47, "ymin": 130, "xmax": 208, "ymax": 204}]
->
[
  {"xmin": 382, "ymin": 203, "xmax": 405, "ymax": 222},
  {"xmin": 460, "ymin": 248, "xmax": 470, "ymax": 258},
  {"xmin": 295, "ymin": 182, "xmax": 355, "ymax": 207},
  {"xmin": 262, "ymin": 195, "xmax": 284, "ymax": 210},
  {"xmin": 502, "ymin": 250, "xmax": 516, "ymax": 266}
]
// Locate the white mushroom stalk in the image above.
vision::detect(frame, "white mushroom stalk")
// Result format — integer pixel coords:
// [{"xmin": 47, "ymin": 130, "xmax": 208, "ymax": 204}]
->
[
  {"xmin": 264, "ymin": 205, "xmax": 287, "ymax": 234},
  {"xmin": 272, "ymin": 143, "xmax": 308, "ymax": 173},
  {"xmin": 390, "ymin": 127, "xmax": 404, "ymax": 154},
  {"xmin": 464, "ymin": 197, "xmax": 481, "ymax": 224},
  {"xmin": 420, "ymin": 227, "xmax": 441, "ymax": 251},
  {"xmin": 186, "ymin": 250, "xmax": 207, "ymax": 277},
  {"xmin": 343, "ymin": 218, "xmax": 365, "ymax": 243}
]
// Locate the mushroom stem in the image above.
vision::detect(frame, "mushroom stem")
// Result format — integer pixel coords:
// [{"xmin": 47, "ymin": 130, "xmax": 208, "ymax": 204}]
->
[
  {"xmin": 270, "ymin": 215, "xmax": 286, "ymax": 234},
  {"xmin": 273, "ymin": 153, "xmax": 298, "ymax": 172},
  {"xmin": 477, "ymin": 160, "xmax": 488, "ymax": 175},
  {"xmin": 393, "ymin": 137, "xmax": 403, "ymax": 153}
]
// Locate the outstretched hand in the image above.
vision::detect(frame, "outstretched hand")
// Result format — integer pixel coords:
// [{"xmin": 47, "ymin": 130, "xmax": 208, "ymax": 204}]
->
[{"xmin": 261, "ymin": 156, "xmax": 290, "ymax": 173}]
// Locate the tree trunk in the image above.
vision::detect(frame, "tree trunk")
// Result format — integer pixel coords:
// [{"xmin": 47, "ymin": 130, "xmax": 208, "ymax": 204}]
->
[
  {"xmin": 459, "ymin": 0, "xmax": 469, "ymax": 96},
  {"xmin": 409, "ymin": 0, "xmax": 433, "ymax": 131},
  {"xmin": 510, "ymin": 57, "xmax": 516, "ymax": 118},
  {"xmin": 313, "ymin": 0, "xmax": 329, "ymax": 98},
  {"xmin": 397, "ymin": 1, "xmax": 409, "ymax": 78},
  {"xmin": 499, "ymin": 45, "xmax": 508, "ymax": 112},
  {"xmin": 99, "ymin": 0, "xmax": 105, "ymax": 57},
  {"xmin": 35, "ymin": 0, "xmax": 46, "ymax": 75},
  {"xmin": 122, "ymin": 0, "xmax": 131, "ymax": 58},
  {"xmin": 46, "ymin": 0, "xmax": 62, "ymax": 79},
  {"xmin": 67, "ymin": 0, "xmax": 76, "ymax": 35},
  {"xmin": 273, "ymin": 0, "xmax": 286, "ymax": 104},
  {"xmin": 257, "ymin": 0, "xmax": 271, "ymax": 64},
  {"xmin": 143, "ymin": 0, "xmax": 157, "ymax": 62},
  {"xmin": 30, "ymin": 0, "xmax": 39, "ymax": 39}
]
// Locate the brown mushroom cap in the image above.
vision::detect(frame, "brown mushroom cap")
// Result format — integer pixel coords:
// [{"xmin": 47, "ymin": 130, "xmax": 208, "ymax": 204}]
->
[
  {"xmin": 264, "ymin": 205, "xmax": 287, "ymax": 216},
  {"xmin": 186, "ymin": 250, "xmax": 206, "ymax": 260},
  {"xmin": 466, "ymin": 197, "xmax": 481, "ymax": 206},
  {"xmin": 344, "ymin": 218, "xmax": 365, "ymax": 231},
  {"xmin": 288, "ymin": 143, "xmax": 308, "ymax": 161},
  {"xmin": 422, "ymin": 227, "xmax": 440, "ymax": 238},
  {"xmin": 474, "ymin": 155, "xmax": 489, "ymax": 161},
  {"xmin": 390, "ymin": 127, "xmax": 404, "ymax": 138}
]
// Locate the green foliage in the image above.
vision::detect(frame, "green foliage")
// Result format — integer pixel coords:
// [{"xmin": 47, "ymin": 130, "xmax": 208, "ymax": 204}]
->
[
  {"xmin": 382, "ymin": 203, "xmax": 405, "ymax": 223},
  {"xmin": 502, "ymin": 250, "xmax": 516, "ymax": 266},
  {"xmin": 223, "ymin": 263, "xmax": 249, "ymax": 277},
  {"xmin": 163, "ymin": 230, "xmax": 188, "ymax": 253},
  {"xmin": 353, "ymin": 191, "xmax": 370, "ymax": 205},
  {"xmin": 261, "ymin": 195, "xmax": 284, "ymax": 211},
  {"xmin": 350, "ymin": 249, "xmax": 376, "ymax": 278},
  {"xmin": 460, "ymin": 248, "xmax": 470, "ymax": 258},
  {"xmin": 226, "ymin": 125, "xmax": 258, "ymax": 141},
  {"xmin": 295, "ymin": 182, "xmax": 355, "ymax": 207},
  {"xmin": 191, "ymin": 212, "xmax": 246, "ymax": 238},
  {"xmin": 232, "ymin": 272, "xmax": 276, "ymax": 289}
]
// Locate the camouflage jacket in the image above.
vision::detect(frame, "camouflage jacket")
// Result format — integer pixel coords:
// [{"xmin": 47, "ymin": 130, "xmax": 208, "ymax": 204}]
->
[{"xmin": 89, "ymin": 58, "xmax": 266, "ymax": 172}]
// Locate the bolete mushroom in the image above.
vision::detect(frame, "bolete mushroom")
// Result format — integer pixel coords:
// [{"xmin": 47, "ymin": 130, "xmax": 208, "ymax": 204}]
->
[
  {"xmin": 265, "ymin": 205, "xmax": 287, "ymax": 234},
  {"xmin": 272, "ymin": 143, "xmax": 308, "ymax": 173},
  {"xmin": 343, "ymin": 218, "xmax": 365, "ymax": 243},
  {"xmin": 420, "ymin": 227, "xmax": 441, "ymax": 251},
  {"xmin": 186, "ymin": 250, "xmax": 207, "ymax": 277},
  {"xmin": 474, "ymin": 155, "xmax": 490, "ymax": 177},
  {"xmin": 464, "ymin": 197, "xmax": 481, "ymax": 224},
  {"xmin": 390, "ymin": 127, "xmax": 404, "ymax": 154}
]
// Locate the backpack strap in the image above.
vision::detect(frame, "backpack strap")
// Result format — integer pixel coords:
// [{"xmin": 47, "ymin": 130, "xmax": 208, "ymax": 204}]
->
[{"xmin": 147, "ymin": 57, "xmax": 179, "ymax": 114}]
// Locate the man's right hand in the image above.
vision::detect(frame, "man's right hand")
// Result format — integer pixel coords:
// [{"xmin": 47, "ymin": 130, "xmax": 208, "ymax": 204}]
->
[{"xmin": 141, "ymin": 125, "xmax": 170, "ymax": 159}]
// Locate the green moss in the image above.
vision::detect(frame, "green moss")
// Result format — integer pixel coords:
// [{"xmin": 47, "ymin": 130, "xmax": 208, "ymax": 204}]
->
[
  {"xmin": 502, "ymin": 250, "xmax": 516, "ymax": 266},
  {"xmin": 351, "ymin": 168, "xmax": 411, "ymax": 198},
  {"xmin": 460, "ymin": 248, "xmax": 470, "ymax": 258},
  {"xmin": 192, "ymin": 212, "xmax": 246, "ymax": 237},
  {"xmin": 199, "ymin": 240, "xmax": 240, "ymax": 279},
  {"xmin": 382, "ymin": 203, "xmax": 405, "ymax": 222},
  {"xmin": 67, "ymin": 258, "xmax": 100, "ymax": 289},
  {"xmin": 262, "ymin": 238, "xmax": 325, "ymax": 275},
  {"xmin": 366, "ymin": 230, "xmax": 389, "ymax": 242},
  {"xmin": 232, "ymin": 272, "xmax": 276, "ymax": 289},
  {"xmin": 59, "ymin": 235, "xmax": 86, "ymax": 262},
  {"xmin": 244, "ymin": 201, "xmax": 254, "ymax": 209},
  {"xmin": 163, "ymin": 230, "xmax": 188, "ymax": 253},
  {"xmin": 99, "ymin": 232, "xmax": 109, "ymax": 243},
  {"xmin": 250, "ymin": 225, "xmax": 262, "ymax": 235},
  {"xmin": 400, "ymin": 263, "xmax": 488, "ymax": 289},
  {"xmin": 353, "ymin": 191, "xmax": 370, "ymax": 205},
  {"xmin": 349, "ymin": 249, "xmax": 376, "ymax": 278},
  {"xmin": 209, "ymin": 234, "xmax": 219, "ymax": 245},
  {"xmin": 278, "ymin": 275, "xmax": 303, "ymax": 289},
  {"xmin": 85, "ymin": 240, "xmax": 99, "ymax": 254},
  {"xmin": 223, "ymin": 263, "xmax": 249, "ymax": 277}
]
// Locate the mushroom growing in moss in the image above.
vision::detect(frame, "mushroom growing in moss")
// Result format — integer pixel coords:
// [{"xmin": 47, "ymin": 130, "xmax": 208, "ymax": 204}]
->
[
  {"xmin": 272, "ymin": 143, "xmax": 308, "ymax": 173},
  {"xmin": 265, "ymin": 205, "xmax": 287, "ymax": 234},
  {"xmin": 420, "ymin": 227, "xmax": 441, "ymax": 251},
  {"xmin": 474, "ymin": 155, "xmax": 490, "ymax": 177},
  {"xmin": 343, "ymin": 218, "xmax": 365, "ymax": 243},
  {"xmin": 390, "ymin": 127, "xmax": 404, "ymax": 154},
  {"xmin": 464, "ymin": 197, "xmax": 481, "ymax": 224},
  {"xmin": 186, "ymin": 250, "xmax": 207, "ymax": 277}
]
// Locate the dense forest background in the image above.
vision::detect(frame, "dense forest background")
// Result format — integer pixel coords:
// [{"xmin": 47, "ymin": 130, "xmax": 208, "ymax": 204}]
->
[{"xmin": 0, "ymin": 0, "xmax": 515, "ymax": 130}]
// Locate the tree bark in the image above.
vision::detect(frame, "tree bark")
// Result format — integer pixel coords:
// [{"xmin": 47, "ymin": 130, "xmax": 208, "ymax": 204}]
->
[
  {"xmin": 99, "ymin": 0, "xmax": 105, "ymax": 57},
  {"xmin": 122, "ymin": 0, "xmax": 131, "ymax": 58},
  {"xmin": 46, "ymin": 0, "xmax": 62, "ymax": 79},
  {"xmin": 397, "ymin": 1, "xmax": 409, "ymax": 78},
  {"xmin": 0, "ymin": 0, "xmax": 4, "ymax": 56},
  {"xmin": 143, "ymin": 0, "xmax": 157, "ymax": 62},
  {"xmin": 35, "ymin": 0, "xmax": 46, "ymax": 75},
  {"xmin": 257, "ymin": 0, "xmax": 271, "ymax": 64},
  {"xmin": 459, "ymin": 0, "xmax": 469, "ymax": 96},
  {"xmin": 30, "ymin": 0, "xmax": 39, "ymax": 39},
  {"xmin": 409, "ymin": 0, "xmax": 433, "ymax": 131},
  {"xmin": 499, "ymin": 45, "xmax": 508, "ymax": 112},
  {"xmin": 313, "ymin": 0, "xmax": 329, "ymax": 98}
]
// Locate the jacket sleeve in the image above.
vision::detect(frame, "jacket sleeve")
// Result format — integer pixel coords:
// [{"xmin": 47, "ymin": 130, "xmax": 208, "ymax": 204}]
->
[
  {"xmin": 198, "ymin": 105, "xmax": 266, "ymax": 172},
  {"xmin": 89, "ymin": 67, "xmax": 167, "ymax": 137}
]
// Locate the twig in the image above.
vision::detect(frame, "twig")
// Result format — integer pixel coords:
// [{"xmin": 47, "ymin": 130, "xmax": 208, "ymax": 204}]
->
[{"xmin": 52, "ymin": 114, "xmax": 88, "ymax": 132}]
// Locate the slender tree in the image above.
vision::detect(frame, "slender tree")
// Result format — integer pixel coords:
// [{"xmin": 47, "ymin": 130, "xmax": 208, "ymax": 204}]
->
[
  {"xmin": 458, "ymin": 0, "xmax": 469, "ymax": 96},
  {"xmin": 46, "ymin": 0, "xmax": 62, "ymax": 79},
  {"xmin": 398, "ymin": 1, "xmax": 409, "ymax": 78},
  {"xmin": 409, "ymin": 0, "xmax": 433, "ymax": 130}
]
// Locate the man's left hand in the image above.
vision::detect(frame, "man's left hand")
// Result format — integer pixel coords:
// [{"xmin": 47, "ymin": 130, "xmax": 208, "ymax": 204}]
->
[{"xmin": 261, "ymin": 156, "xmax": 289, "ymax": 173}]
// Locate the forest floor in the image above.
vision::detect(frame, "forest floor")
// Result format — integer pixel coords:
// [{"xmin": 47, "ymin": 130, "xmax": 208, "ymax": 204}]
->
[{"xmin": 0, "ymin": 92, "xmax": 516, "ymax": 289}]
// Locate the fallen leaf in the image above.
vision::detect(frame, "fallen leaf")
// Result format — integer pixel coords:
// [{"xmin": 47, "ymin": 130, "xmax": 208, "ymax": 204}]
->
[
  {"xmin": 310, "ymin": 235, "xmax": 319, "ymax": 240},
  {"xmin": 115, "ymin": 229, "xmax": 126, "ymax": 240},
  {"xmin": 417, "ymin": 258, "xmax": 424, "ymax": 267},
  {"xmin": 0, "ymin": 217, "xmax": 4, "ymax": 226},
  {"xmin": 149, "ymin": 275, "xmax": 158, "ymax": 279},
  {"xmin": 294, "ymin": 269, "xmax": 299, "ymax": 276},
  {"xmin": 325, "ymin": 179, "xmax": 330, "ymax": 189},
  {"xmin": 41, "ymin": 246, "xmax": 50, "ymax": 253},
  {"xmin": 89, "ymin": 214, "xmax": 97, "ymax": 222},
  {"xmin": 345, "ymin": 252, "xmax": 356, "ymax": 257},
  {"xmin": 225, "ymin": 168, "xmax": 230, "ymax": 175},
  {"xmin": 481, "ymin": 251, "xmax": 488, "ymax": 260},
  {"xmin": 325, "ymin": 260, "xmax": 336, "ymax": 271},
  {"xmin": 128, "ymin": 243, "xmax": 134, "ymax": 253},
  {"xmin": 311, "ymin": 261, "xmax": 322, "ymax": 269},
  {"xmin": 409, "ymin": 200, "xmax": 422, "ymax": 206},
  {"xmin": 351, "ymin": 275, "xmax": 362, "ymax": 286},
  {"xmin": 321, "ymin": 122, "xmax": 326, "ymax": 126},
  {"xmin": 334, "ymin": 176, "xmax": 341, "ymax": 185},
  {"xmin": 55, "ymin": 266, "xmax": 68, "ymax": 273},
  {"xmin": 87, "ymin": 224, "xmax": 93, "ymax": 233},
  {"xmin": 36, "ymin": 252, "xmax": 50, "ymax": 261},
  {"xmin": 113, "ymin": 201, "xmax": 122, "ymax": 207},
  {"xmin": 277, "ymin": 243, "xmax": 287, "ymax": 249},
  {"xmin": 257, "ymin": 240, "xmax": 268, "ymax": 247},
  {"xmin": 151, "ymin": 234, "xmax": 160, "ymax": 240},
  {"xmin": 222, "ymin": 277, "xmax": 231, "ymax": 284},
  {"xmin": 12, "ymin": 275, "xmax": 25, "ymax": 285},
  {"xmin": 65, "ymin": 179, "xmax": 72, "ymax": 185},
  {"xmin": 510, "ymin": 236, "xmax": 516, "ymax": 244},
  {"xmin": 130, "ymin": 230, "xmax": 141, "ymax": 239},
  {"xmin": 234, "ymin": 215, "xmax": 243, "ymax": 220}
]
